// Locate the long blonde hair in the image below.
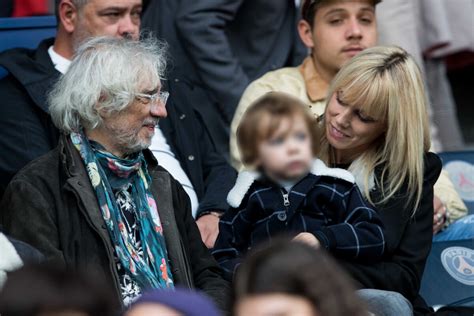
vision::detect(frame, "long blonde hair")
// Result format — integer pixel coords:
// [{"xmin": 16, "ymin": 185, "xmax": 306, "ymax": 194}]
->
[{"xmin": 320, "ymin": 46, "xmax": 431, "ymax": 212}]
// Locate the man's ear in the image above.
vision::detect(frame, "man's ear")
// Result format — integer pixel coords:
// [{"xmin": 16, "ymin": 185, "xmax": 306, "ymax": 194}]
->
[
  {"xmin": 58, "ymin": 0, "xmax": 79, "ymax": 33},
  {"xmin": 297, "ymin": 20, "xmax": 315, "ymax": 49}
]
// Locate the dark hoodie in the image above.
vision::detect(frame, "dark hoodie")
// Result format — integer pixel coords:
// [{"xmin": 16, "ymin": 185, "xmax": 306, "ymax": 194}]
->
[{"xmin": 0, "ymin": 38, "xmax": 60, "ymax": 199}]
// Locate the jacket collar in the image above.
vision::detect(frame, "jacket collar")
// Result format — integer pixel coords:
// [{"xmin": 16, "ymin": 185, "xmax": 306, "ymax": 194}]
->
[
  {"xmin": 0, "ymin": 38, "xmax": 60, "ymax": 113},
  {"xmin": 348, "ymin": 157, "xmax": 376, "ymax": 194},
  {"xmin": 227, "ymin": 159, "xmax": 354, "ymax": 208},
  {"xmin": 298, "ymin": 56, "xmax": 330, "ymax": 103}
]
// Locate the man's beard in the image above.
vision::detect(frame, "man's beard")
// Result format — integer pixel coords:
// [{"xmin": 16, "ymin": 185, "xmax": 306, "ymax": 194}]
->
[{"xmin": 106, "ymin": 118, "xmax": 159, "ymax": 157}]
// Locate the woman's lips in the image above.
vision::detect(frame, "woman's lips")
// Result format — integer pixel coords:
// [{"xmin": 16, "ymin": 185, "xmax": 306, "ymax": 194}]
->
[{"xmin": 329, "ymin": 124, "xmax": 349, "ymax": 140}]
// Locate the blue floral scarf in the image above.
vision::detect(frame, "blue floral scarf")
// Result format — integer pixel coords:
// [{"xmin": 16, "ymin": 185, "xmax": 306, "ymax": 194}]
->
[{"xmin": 71, "ymin": 132, "xmax": 174, "ymax": 290}]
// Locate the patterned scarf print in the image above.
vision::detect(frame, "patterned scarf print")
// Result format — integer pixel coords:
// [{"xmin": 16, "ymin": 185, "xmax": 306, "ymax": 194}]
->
[{"xmin": 71, "ymin": 132, "xmax": 174, "ymax": 291}]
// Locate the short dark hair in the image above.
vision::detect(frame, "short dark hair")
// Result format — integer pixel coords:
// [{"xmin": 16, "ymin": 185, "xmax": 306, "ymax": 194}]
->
[
  {"xmin": 234, "ymin": 239, "xmax": 367, "ymax": 316},
  {"xmin": 301, "ymin": 0, "xmax": 381, "ymax": 28},
  {"xmin": 0, "ymin": 264, "xmax": 117, "ymax": 316},
  {"xmin": 236, "ymin": 92, "xmax": 321, "ymax": 167}
]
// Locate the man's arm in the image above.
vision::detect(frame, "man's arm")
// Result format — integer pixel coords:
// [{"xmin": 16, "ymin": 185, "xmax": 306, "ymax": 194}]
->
[
  {"xmin": 0, "ymin": 76, "xmax": 58, "ymax": 198},
  {"xmin": 1, "ymin": 178, "xmax": 65, "ymax": 266},
  {"xmin": 192, "ymin": 107, "xmax": 236, "ymax": 248},
  {"xmin": 175, "ymin": 0, "xmax": 248, "ymax": 122}
]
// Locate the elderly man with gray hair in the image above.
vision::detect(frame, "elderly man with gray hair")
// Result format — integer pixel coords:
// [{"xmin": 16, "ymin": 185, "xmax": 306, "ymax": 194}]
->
[{"xmin": 0, "ymin": 36, "xmax": 230, "ymax": 311}]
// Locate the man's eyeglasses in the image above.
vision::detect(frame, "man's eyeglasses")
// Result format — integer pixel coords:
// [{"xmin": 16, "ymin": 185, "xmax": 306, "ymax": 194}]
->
[
  {"xmin": 121, "ymin": 90, "xmax": 170, "ymax": 106},
  {"xmin": 135, "ymin": 90, "xmax": 170, "ymax": 106}
]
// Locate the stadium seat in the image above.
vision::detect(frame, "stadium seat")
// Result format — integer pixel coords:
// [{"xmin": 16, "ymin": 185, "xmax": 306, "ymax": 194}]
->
[
  {"xmin": 420, "ymin": 151, "xmax": 474, "ymax": 309},
  {"xmin": 0, "ymin": 15, "xmax": 56, "ymax": 78},
  {"xmin": 437, "ymin": 151, "xmax": 474, "ymax": 214}
]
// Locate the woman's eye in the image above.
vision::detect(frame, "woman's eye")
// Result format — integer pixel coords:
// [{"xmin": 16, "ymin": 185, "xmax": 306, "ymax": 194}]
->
[{"xmin": 357, "ymin": 111, "xmax": 376, "ymax": 123}]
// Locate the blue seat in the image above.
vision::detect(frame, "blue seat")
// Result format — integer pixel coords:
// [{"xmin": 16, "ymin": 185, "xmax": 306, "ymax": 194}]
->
[
  {"xmin": 437, "ymin": 151, "xmax": 474, "ymax": 214},
  {"xmin": 0, "ymin": 15, "xmax": 57, "ymax": 78},
  {"xmin": 419, "ymin": 151, "xmax": 474, "ymax": 308},
  {"xmin": 419, "ymin": 239, "xmax": 474, "ymax": 308}
]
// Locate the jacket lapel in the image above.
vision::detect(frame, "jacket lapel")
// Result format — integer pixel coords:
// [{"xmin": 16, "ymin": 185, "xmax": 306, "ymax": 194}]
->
[{"xmin": 150, "ymin": 169, "xmax": 194, "ymax": 288}]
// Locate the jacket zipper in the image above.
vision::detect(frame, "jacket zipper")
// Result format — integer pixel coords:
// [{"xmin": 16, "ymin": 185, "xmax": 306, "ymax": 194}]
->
[{"xmin": 282, "ymin": 191, "xmax": 290, "ymax": 207}]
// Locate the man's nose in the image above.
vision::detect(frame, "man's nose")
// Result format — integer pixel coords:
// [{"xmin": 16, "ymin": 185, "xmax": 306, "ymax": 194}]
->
[
  {"xmin": 119, "ymin": 15, "xmax": 140, "ymax": 40},
  {"xmin": 151, "ymin": 102, "xmax": 167, "ymax": 118},
  {"xmin": 346, "ymin": 18, "xmax": 362, "ymax": 40}
]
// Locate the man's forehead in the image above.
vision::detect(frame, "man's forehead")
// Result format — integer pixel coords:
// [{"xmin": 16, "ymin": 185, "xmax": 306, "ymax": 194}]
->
[
  {"xmin": 85, "ymin": 0, "xmax": 142, "ymax": 9},
  {"xmin": 317, "ymin": 0, "xmax": 376, "ymax": 14}
]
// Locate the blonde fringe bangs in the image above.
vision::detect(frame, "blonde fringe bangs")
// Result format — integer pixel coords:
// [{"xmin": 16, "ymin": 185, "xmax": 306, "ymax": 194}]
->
[{"xmin": 324, "ymin": 46, "xmax": 430, "ymax": 214}]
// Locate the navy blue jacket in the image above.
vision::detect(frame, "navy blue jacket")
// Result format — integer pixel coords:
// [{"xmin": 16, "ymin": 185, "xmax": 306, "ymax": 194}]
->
[
  {"xmin": 213, "ymin": 160, "xmax": 386, "ymax": 280},
  {"xmin": 0, "ymin": 38, "xmax": 60, "ymax": 199}
]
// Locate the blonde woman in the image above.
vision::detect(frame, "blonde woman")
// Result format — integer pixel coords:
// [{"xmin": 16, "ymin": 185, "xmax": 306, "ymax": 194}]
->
[{"xmin": 319, "ymin": 45, "xmax": 442, "ymax": 314}]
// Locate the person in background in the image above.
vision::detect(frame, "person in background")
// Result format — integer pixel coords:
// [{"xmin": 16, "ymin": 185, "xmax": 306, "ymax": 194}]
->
[
  {"xmin": 142, "ymin": 0, "xmax": 306, "ymax": 158},
  {"xmin": 0, "ymin": 264, "xmax": 116, "ymax": 316},
  {"xmin": 229, "ymin": 0, "xmax": 466, "ymax": 237},
  {"xmin": 233, "ymin": 239, "xmax": 368, "ymax": 316},
  {"xmin": 125, "ymin": 288, "xmax": 221, "ymax": 316},
  {"xmin": 0, "ymin": 36, "xmax": 230, "ymax": 310},
  {"xmin": 213, "ymin": 92, "xmax": 385, "ymax": 281}
]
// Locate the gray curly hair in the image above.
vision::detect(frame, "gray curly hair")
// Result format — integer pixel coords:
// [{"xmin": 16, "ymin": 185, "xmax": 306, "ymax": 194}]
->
[{"xmin": 49, "ymin": 35, "xmax": 167, "ymax": 133}]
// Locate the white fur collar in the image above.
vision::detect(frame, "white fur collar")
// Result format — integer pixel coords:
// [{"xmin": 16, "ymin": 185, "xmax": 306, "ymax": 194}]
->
[
  {"xmin": 347, "ymin": 157, "xmax": 375, "ymax": 194},
  {"xmin": 0, "ymin": 233, "xmax": 23, "ymax": 289},
  {"xmin": 227, "ymin": 159, "xmax": 355, "ymax": 208}
]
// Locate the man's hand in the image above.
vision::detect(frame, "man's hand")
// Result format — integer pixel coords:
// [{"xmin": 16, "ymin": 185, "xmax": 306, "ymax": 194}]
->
[
  {"xmin": 196, "ymin": 213, "xmax": 221, "ymax": 249},
  {"xmin": 292, "ymin": 232, "xmax": 320, "ymax": 248},
  {"xmin": 433, "ymin": 195, "xmax": 447, "ymax": 235}
]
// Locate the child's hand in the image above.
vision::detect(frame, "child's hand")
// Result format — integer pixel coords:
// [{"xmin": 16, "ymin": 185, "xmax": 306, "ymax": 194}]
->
[{"xmin": 293, "ymin": 232, "xmax": 320, "ymax": 248}]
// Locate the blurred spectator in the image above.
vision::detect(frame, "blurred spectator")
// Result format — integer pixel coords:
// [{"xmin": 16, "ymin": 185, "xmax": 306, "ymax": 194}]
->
[
  {"xmin": 0, "ymin": 232, "xmax": 44, "ymax": 289},
  {"xmin": 142, "ymin": 0, "xmax": 307, "ymax": 158},
  {"xmin": 233, "ymin": 239, "xmax": 368, "ymax": 316},
  {"xmin": 0, "ymin": 264, "xmax": 116, "ymax": 316},
  {"xmin": 377, "ymin": 0, "xmax": 473, "ymax": 151},
  {"xmin": 0, "ymin": 0, "xmax": 14, "ymax": 17},
  {"xmin": 6, "ymin": 0, "xmax": 52, "ymax": 17},
  {"xmin": 125, "ymin": 288, "xmax": 221, "ymax": 316}
]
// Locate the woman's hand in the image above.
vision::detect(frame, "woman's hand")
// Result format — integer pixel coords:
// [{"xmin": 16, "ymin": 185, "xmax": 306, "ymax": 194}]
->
[{"xmin": 433, "ymin": 195, "xmax": 447, "ymax": 235}]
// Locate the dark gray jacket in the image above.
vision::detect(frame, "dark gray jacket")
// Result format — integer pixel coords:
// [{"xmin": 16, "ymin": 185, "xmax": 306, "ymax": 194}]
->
[
  {"xmin": 144, "ymin": 0, "xmax": 306, "ymax": 122},
  {"xmin": 0, "ymin": 135, "xmax": 230, "ymax": 310}
]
